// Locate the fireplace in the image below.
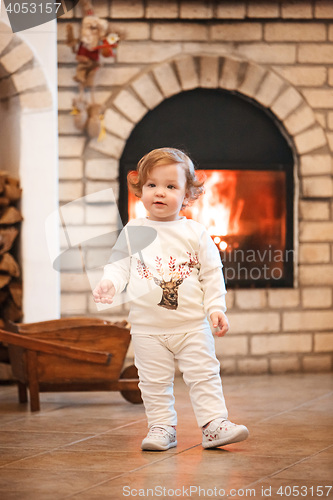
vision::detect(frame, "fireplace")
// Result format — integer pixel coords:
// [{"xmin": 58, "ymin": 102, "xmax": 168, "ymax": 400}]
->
[
  {"xmin": 57, "ymin": 3, "xmax": 333, "ymax": 374},
  {"xmin": 120, "ymin": 88, "xmax": 294, "ymax": 288},
  {"xmin": 127, "ymin": 167, "xmax": 292, "ymax": 288}
]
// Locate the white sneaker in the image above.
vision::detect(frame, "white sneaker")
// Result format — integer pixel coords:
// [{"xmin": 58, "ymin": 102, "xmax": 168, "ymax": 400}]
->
[
  {"xmin": 202, "ymin": 418, "xmax": 249, "ymax": 449},
  {"xmin": 141, "ymin": 424, "xmax": 177, "ymax": 451}
]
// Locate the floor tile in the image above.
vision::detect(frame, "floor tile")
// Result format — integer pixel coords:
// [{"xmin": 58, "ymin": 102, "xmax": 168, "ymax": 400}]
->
[
  {"xmin": 68, "ymin": 471, "xmax": 262, "ymax": 499},
  {"xmin": 0, "ymin": 373, "xmax": 332, "ymax": 499},
  {"xmin": 0, "ymin": 431, "xmax": 98, "ymax": 450},
  {"xmin": 0, "ymin": 469, "xmax": 114, "ymax": 499},
  {"xmin": 274, "ymin": 446, "xmax": 333, "ymax": 481},
  {"xmin": 256, "ymin": 478, "xmax": 333, "ymax": 500},
  {"xmin": 0, "ymin": 448, "xmax": 49, "ymax": 467}
]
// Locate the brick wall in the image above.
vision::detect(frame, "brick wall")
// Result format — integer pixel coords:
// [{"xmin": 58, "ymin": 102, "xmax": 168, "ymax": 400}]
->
[{"xmin": 57, "ymin": 0, "xmax": 333, "ymax": 374}]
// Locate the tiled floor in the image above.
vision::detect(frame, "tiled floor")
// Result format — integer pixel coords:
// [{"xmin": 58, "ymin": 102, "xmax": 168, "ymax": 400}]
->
[{"xmin": 0, "ymin": 373, "xmax": 332, "ymax": 499}]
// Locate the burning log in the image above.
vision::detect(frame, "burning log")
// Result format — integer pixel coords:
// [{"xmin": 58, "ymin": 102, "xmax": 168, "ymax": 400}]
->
[{"xmin": 0, "ymin": 173, "xmax": 22, "ymax": 380}]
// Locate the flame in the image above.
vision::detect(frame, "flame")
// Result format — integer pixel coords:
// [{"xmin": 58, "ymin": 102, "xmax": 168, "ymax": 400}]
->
[
  {"xmin": 129, "ymin": 198, "xmax": 147, "ymax": 219},
  {"xmin": 128, "ymin": 170, "xmax": 244, "ymax": 242},
  {"xmin": 185, "ymin": 171, "xmax": 244, "ymax": 239},
  {"xmin": 127, "ymin": 169, "xmax": 288, "ymax": 281}
]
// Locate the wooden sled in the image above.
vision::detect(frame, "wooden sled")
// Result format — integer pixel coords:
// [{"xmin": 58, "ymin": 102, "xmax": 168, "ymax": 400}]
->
[{"xmin": 0, "ymin": 317, "xmax": 142, "ymax": 411}]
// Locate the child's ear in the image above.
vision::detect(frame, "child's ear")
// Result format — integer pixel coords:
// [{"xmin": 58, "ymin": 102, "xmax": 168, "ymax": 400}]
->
[
  {"xmin": 182, "ymin": 195, "xmax": 189, "ymax": 209},
  {"xmin": 184, "ymin": 190, "xmax": 191, "ymax": 205}
]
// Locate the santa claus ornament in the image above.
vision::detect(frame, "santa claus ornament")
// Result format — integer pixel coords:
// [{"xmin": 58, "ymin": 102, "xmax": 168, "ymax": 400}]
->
[{"xmin": 66, "ymin": 0, "xmax": 120, "ymax": 140}]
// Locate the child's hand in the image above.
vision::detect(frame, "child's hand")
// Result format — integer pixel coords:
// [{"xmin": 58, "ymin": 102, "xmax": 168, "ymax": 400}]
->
[
  {"xmin": 92, "ymin": 279, "xmax": 115, "ymax": 304},
  {"xmin": 210, "ymin": 311, "xmax": 229, "ymax": 337}
]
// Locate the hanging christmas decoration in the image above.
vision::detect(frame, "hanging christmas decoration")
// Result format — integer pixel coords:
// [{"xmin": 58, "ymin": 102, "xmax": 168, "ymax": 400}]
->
[{"xmin": 66, "ymin": 0, "xmax": 121, "ymax": 140}]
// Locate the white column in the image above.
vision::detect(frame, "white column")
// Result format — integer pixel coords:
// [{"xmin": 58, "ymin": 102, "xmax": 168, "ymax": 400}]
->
[{"xmin": 1, "ymin": 8, "xmax": 60, "ymax": 321}]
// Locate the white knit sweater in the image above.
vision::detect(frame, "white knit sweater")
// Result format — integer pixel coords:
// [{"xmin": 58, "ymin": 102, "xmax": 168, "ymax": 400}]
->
[{"xmin": 102, "ymin": 217, "xmax": 227, "ymax": 334}]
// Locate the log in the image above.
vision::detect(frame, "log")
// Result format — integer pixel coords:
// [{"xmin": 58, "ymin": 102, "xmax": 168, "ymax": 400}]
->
[
  {"xmin": 4, "ymin": 184, "xmax": 22, "ymax": 202},
  {"xmin": 0, "ymin": 253, "xmax": 20, "ymax": 277},
  {"xmin": 9, "ymin": 283, "xmax": 22, "ymax": 308},
  {"xmin": 0, "ymin": 275, "xmax": 11, "ymax": 289},
  {"xmin": 0, "ymin": 172, "xmax": 20, "ymax": 186},
  {"xmin": 0, "ymin": 206, "xmax": 23, "ymax": 225},
  {"xmin": 0, "ymin": 176, "xmax": 5, "ymax": 194},
  {"xmin": 2, "ymin": 297, "xmax": 23, "ymax": 322},
  {"xmin": 0, "ymin": 228, "xmax": 19, "ymax": 254},
  {"xmin": 0, "ymin": 172, "xmax": 22, "ymax": 374},
  {"xmin": 5, "ymin": 176, "xmax": 20, "ymax": 187}
]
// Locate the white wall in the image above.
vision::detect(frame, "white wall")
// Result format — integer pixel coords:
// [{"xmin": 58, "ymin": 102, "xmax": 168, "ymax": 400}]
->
[{"xmin": 0, "ymin": 9, "xmax": 60, "ymax": 322}]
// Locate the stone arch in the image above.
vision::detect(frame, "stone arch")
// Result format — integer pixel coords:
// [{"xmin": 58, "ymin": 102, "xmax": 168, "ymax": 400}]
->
[
  {"xmin": 85, "ymin": 52, "xmax": 332, "ymax": 292},
  {"xmin": 0, "ymin": 20, "xmax": 52, "ymax": 111},
  {"xmin": 87, "ymin": 52, "xmax": 329, "ymax": 165}
]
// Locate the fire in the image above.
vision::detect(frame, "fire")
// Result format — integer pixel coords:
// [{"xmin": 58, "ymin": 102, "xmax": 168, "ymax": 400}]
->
[
  {"xmin": 128, "ymin": 196, "xmax": 147, "ymax": 220},
  {"xmin": 127, "ymin": 168, "xmax": 288, "ymax": 285},
  {"xmin": 127, "ymin": 170, "xmax": 244, "ymax": 250},
  {"xmin": 184, "ymin": 171, "xmax": 244, "ymax": 239}
]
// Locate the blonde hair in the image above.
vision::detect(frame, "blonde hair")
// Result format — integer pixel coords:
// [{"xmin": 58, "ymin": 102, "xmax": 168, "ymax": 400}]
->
[{"xmin": 127, "ymin": 147, "xmax": 204, "ymax": 205}]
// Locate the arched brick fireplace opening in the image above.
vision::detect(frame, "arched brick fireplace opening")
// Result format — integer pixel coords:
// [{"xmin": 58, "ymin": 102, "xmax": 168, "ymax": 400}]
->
[
  {"xmin": 88, "ymin": 52, "xmax": 328, "ymax": 163},
  {"xmin": 86, "ymin": 52, "xmax": 330, "ymax": 289},
  {"xmin": 81, "ymin": 52, "xmax": 332, "ymax": 374},
  {"xmin": 119, "ymin": 87, "xmax": 295, "ymax": 288}
]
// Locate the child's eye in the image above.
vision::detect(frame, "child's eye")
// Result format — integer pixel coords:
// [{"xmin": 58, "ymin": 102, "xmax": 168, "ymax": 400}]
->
[
  {"xmin": 147, "ymin": 183, "xmax": 155, "ymax": 188},
  {"xmin": 167, "ymin": 185, "xmax": 176, "ymax": 189}
]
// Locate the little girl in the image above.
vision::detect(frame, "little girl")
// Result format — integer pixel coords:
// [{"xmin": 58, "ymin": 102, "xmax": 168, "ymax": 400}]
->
[{"xmin": 93, "ymin": 148, "xmax": 249, "ymax": 451}]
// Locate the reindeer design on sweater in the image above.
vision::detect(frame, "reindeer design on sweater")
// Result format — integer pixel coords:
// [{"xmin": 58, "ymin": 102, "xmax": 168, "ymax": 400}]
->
[{"xmin": 137, "ymin": 253, "xmax": 199, "ymax": 310}]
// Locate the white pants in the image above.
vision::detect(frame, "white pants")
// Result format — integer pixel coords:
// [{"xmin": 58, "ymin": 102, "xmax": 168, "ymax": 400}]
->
[{"xmin": 131, "ymin": 329, "xmax": 228, "ymax": 428}]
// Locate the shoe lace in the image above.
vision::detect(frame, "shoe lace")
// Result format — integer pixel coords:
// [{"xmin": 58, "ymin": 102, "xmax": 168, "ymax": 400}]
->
[
  {"xmin": 206, "ymin": 418, "xmax": 229, "ymax": 433},
  {"xmin": 149, "ymin": 426, "xmax": 171, "ymax": 437}
]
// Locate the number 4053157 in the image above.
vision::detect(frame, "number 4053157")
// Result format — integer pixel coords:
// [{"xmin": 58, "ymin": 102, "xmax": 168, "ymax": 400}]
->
[
  {"xmin": 277, "ymin": 485, "xmax": 332, "ymax": 497},
  {"xmin": 6, "ymin": 3, "xmax": 62, "ymax": 14}
]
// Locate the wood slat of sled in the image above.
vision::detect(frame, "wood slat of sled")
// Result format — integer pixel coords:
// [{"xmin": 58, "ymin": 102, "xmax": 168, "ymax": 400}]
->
[
  {"xmin": 9, "ymin": 317, "xmax": 112, "ymax": 333},
  {"xmin": 0, "ymin": 329, "xmax": 112, "ymax": 365},
  {"xmin": 0, "ymin": 320, "xmax": 141, "ymax": 411}
]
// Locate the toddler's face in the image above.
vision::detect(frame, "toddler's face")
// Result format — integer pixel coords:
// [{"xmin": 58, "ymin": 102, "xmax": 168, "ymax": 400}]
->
[{"xmin": 141, "ymin": 163, "xmax": 188, "ymax": 221}]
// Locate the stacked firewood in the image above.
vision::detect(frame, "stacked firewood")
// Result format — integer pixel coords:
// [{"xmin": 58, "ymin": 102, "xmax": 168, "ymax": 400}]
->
[
  {"xmin": 0, "ymin": 172, "xmax": 22, "ymax": 378},
  {"xmin": 0, "ymin": 172, "xmax": 23, "ymax": 323}
]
